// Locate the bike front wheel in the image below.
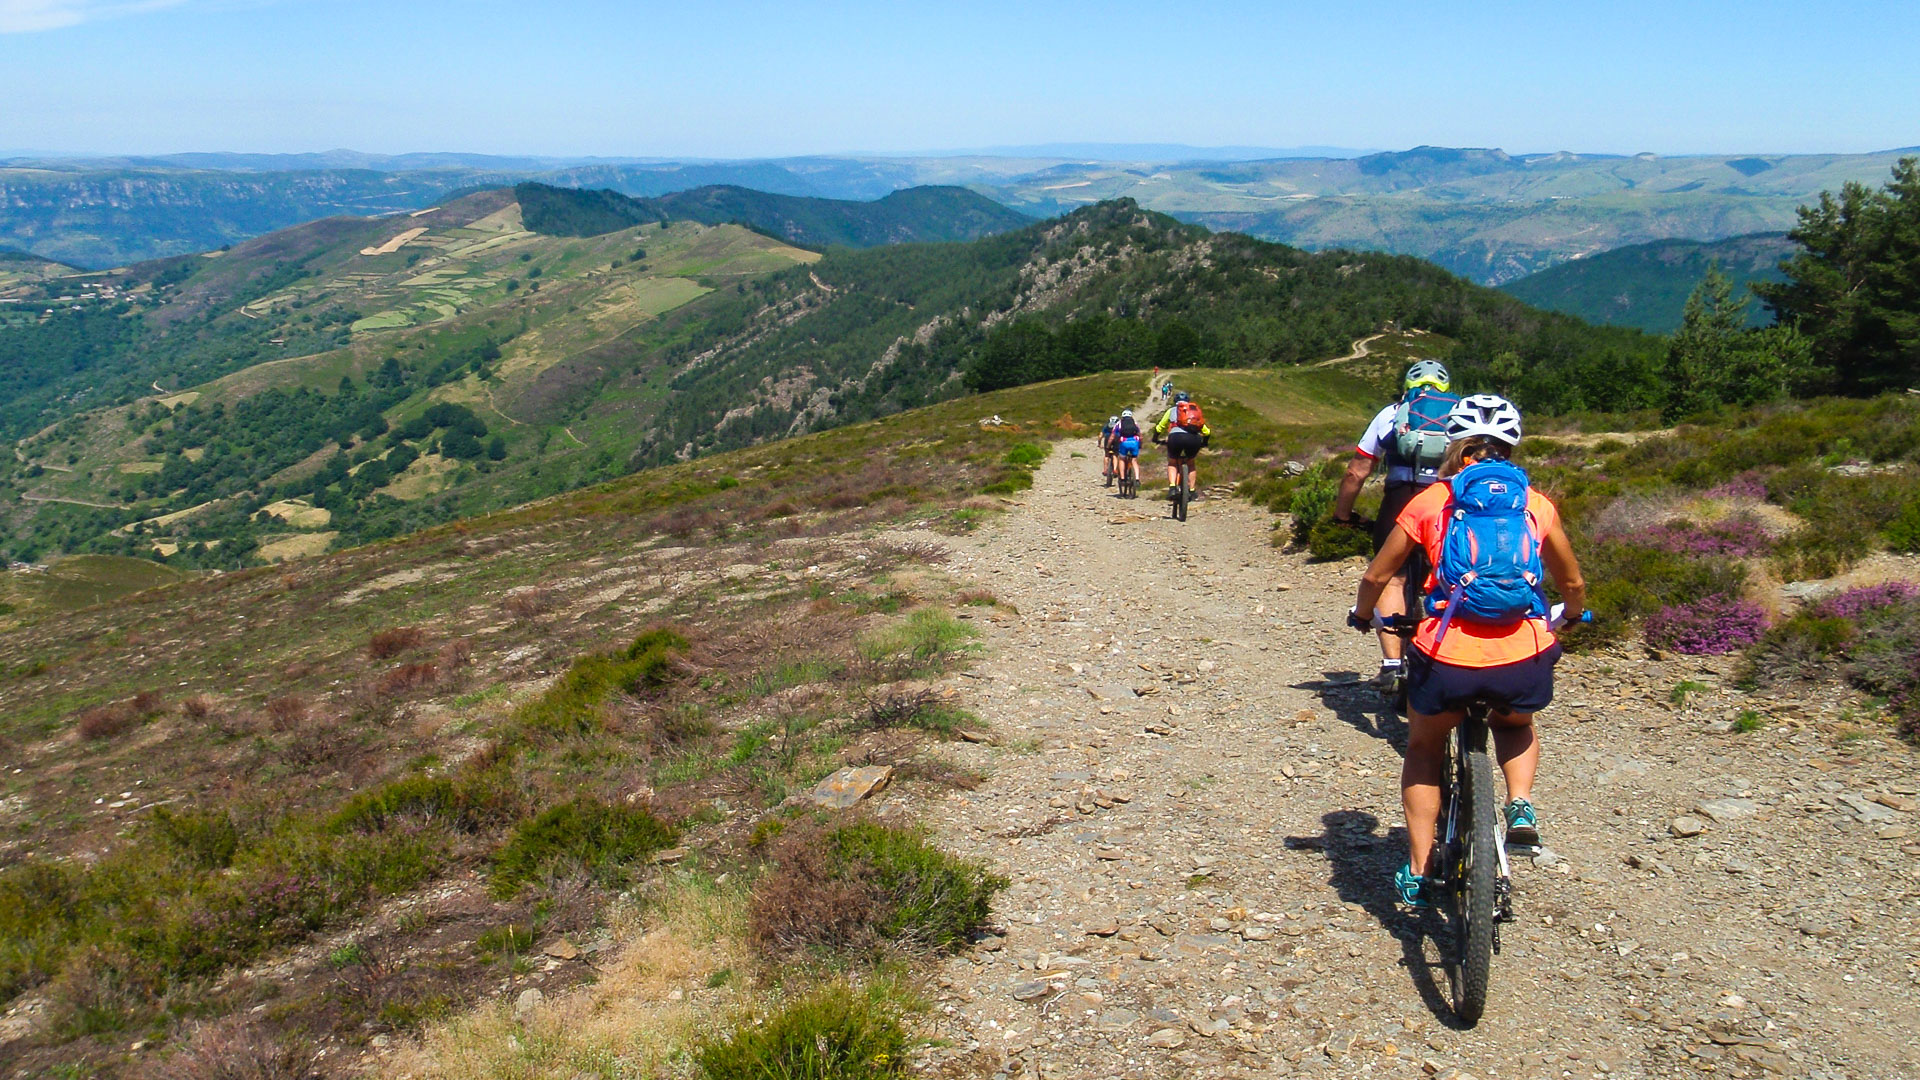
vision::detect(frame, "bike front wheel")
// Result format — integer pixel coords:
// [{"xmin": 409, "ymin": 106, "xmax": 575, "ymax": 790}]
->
[{"xmin": 1448, "ymin": 724, "xmax": 1498, "ymax": 1025}]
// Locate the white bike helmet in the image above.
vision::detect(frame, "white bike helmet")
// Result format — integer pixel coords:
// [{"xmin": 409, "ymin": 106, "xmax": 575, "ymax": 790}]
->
[
  {"xmin": 1446, "ymin": 394, "xmax": 1523, "ymax": 447},
  {"xmin": 1405, "ymin": 359, "xmax": 1451, "ymax": 392},
  {"xmin": 1120, "ymin": 409, "xmax": 1133, "ymax": 418},
  {"xmin": 1109, "ymin": 415, "xmax": 1120, "ymax": 424}
]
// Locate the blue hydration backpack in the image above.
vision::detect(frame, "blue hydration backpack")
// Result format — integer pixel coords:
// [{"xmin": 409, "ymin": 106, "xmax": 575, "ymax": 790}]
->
[
  {"xmin": 1389, "ymin": 387, "xmax": 1462, "ymax": 486},
  {"xmin": 1428, "ymin": 459, "xmax": 1548, "ymax": 642}
]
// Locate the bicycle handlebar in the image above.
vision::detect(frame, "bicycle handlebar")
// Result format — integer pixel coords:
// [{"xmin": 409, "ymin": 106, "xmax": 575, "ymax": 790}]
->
[{"xmin": 1348, "ymin": 605, "xmax": 1593, "ymax": 635}]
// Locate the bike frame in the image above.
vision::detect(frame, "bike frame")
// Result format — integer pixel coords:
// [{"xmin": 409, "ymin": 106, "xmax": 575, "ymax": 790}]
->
[{"xmin": 1441, "ymin": 706, "xmax": 1514, "ymax": 922}]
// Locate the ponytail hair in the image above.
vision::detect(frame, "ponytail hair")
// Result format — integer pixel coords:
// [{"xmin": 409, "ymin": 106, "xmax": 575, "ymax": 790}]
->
[{"xmin": 1440, "ymin": 435, "xmax": 1510, "ymax": 478}]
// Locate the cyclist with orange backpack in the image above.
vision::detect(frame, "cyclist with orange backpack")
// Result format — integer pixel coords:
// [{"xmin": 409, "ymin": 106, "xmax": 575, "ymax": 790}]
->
[{"xmin": 1152, "ymin": 391, "xmax": 1211, "ymax": 500}]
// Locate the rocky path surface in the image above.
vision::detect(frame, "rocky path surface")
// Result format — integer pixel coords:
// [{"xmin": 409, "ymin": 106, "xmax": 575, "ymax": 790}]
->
[{"xmin": 911, "ymin": 438, "xmax": 1920, "ymax": 1079}]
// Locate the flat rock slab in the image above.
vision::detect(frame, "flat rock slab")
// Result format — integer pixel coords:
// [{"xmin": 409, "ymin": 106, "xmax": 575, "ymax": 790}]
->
[
  {"xmin": 1086, "ymin": 683, "xmax": 1138, "ymax": 701},
  {"xmin": 1670, "ymin": 815, "xmax": 1708, "ymax": 837},
  {"xmin": 1011, "ymin": 979, "xmax": 1057, "ymax": 1002},
  {"xmin": 1145, "ymin": 1028, "xmax": 1188, "ymax": 1049},
  {"xmin": 1839, "ymin": 795, "xmax": 1900, "ymax": 824},
  {"xmin": 1696, "ymin": 798, "xmax": 1760, "ymax": 823},
  {"xmin": 809, "ymin": 765, "xmax": 893, "ymax": 809}
]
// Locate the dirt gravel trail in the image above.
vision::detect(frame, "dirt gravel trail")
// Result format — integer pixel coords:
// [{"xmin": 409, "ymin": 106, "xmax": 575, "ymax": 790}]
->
[{"xmin": 912, "ymin": 437, "xmax": 1920, "ymax": 1079}]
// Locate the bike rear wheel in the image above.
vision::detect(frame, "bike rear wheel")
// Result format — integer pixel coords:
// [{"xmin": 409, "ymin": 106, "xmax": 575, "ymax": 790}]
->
[
  {"xmin": 1448, "ymin": 720, "xmax": 1498, "ymax": 1025},
  {"xmin": 1175, "ymin": 464, "xmax": 1190, "ymax": 521}
]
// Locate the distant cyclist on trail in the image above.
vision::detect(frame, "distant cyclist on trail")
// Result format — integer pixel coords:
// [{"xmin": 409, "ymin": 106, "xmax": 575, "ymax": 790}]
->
[
  {"xmin": 1112, "ymin": 409, "xmax": 1143, "ymax": 492},
  {"xmin": 1152, "ymin": 391, "xmax": 1210, "ymax": 500},
  {"xmin": 1100, "ymin": 415, "xmax": 1121, "ymax": 486},
  {"xmin": 1348, "ymin": 395, "xmax": 1587, "ymax": 907},
  {"xmin": 1331, "ymin": 360, "xmax": 1459, "ymax": 691}
]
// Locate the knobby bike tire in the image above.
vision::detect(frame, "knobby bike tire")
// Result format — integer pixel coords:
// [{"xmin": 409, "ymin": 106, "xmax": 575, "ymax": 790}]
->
[{"xmin": 1453, "ymin": 720, "xmax": 1499, "ymax": 1025}]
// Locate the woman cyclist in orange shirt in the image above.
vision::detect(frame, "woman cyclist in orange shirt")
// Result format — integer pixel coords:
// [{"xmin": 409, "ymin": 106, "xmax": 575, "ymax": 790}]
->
[{"xmin": 1351, "ymin": 395, "xmax": 1587, "ymax": 906}]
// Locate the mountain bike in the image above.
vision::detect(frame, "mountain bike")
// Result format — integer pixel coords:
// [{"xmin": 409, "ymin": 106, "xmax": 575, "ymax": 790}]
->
[
  {"xmin": 1118, "ymin": 454, "xmax": 1139, "ymax": 498},
  {"xmin": 1365, "ymin": 606, "xmax": 1589, "ymax": 1025},
  {"xmin": 1168, "ymin": 457, "xmax": 1193, "ymax": 521},
  {"xmin": 1103, "ymin": 454, "xmax": 1116, "ymax": 488}
]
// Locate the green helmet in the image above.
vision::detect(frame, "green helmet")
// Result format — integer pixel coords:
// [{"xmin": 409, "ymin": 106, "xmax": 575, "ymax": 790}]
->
[{"xmin": 1404, "ymin": 360, "xmax": 1451, "ymax": 393}]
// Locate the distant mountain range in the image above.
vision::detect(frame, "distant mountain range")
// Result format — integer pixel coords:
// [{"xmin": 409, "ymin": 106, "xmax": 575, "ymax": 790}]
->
[
  {"xmin": 1499, "ymin": 232, "xmax": 1797, "ymax": 332},
  {"xmin": 1, "ymin": 145, "xmax": 1908, "ymax": 280}
]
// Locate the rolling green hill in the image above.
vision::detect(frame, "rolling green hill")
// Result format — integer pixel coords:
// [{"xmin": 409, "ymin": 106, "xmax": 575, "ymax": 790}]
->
[
  {"xmin": 515, "ymin": 182, "xmax": 1031, "ymax": 247},
  {"xmin": 1498, "ymin": 232, "xmax": 1797, "ymax": 332},
  {"xmin": 0, "ymin": 193, "xmax": 1656, "ymax": 569}
]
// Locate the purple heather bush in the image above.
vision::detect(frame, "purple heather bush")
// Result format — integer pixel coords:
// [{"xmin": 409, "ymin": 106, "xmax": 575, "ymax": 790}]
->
[
  {"xmin": 1643, "ymin": 517, "xmax": 1775, "ymax": 558},
  {"xmin": 1645, "ymin": 595, "xmax": 1770, "ymax": 655},
  {"xmin": 1812, "ymin": 580, "xmax": 1920, "ymax": 620},
  {"xmin": 1704, "ymin": 471, "xmax": 1771, "ymax": 500}
]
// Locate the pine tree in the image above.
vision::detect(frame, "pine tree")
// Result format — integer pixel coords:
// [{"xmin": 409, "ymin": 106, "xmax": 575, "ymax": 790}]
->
[
  {"xmin": 1663, "ymin": 266, "xmax": 1745, "ymax": 420},
  {"xmin": 1757, "ymin": 156, "xmax": 1920, "ymax": 392}
]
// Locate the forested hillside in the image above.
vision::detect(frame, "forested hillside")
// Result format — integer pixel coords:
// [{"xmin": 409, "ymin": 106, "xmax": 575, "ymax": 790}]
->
[
  {"xmin": 634, "ymin": 199, "xmax": 1661, "ymax": 468},
  {"xmin": 1500, "ymin": 232, "xmax": 1795, "ymax": 332}
]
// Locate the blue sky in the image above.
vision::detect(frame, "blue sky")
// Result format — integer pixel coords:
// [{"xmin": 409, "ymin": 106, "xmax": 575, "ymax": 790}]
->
[{"xmin": 2, "ymin": 0, "xmax": 1915, "ymax": 158}]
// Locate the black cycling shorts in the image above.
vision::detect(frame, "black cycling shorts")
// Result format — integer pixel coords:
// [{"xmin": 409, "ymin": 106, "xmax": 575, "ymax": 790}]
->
[
  {"xmin": 1165, "ymin": 429, "xmax": 1203, "ymax": 460},
  {"xmin": 1406, "ymin": 643, "xmax": 1562, "ymax": 717},
  {"xmin": 1373, "ymin": 482, "xmax": 1421, "ymax": 553}
]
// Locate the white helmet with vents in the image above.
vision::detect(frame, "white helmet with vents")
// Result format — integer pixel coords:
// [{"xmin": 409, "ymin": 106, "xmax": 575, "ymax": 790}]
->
[{"xmin": 1446, "ymin": 394, "xmax": 1523, "ymax": 447}]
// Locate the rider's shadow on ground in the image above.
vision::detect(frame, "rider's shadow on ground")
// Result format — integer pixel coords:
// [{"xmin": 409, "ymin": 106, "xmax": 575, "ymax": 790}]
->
[
  {"xmin": 1282, "ymin": 809, "xmax": 1472, "ymax": 1031},
  {"xmin": 1296, "ymin": 673, "xmax": 1409, "ymax": 748}
]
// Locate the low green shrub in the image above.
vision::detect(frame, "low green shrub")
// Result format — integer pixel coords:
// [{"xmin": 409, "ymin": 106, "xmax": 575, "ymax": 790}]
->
[
  {"xmin": 490, "ymin": 797, "xmax": 675, "ymax": 897},
  {"xmin": 857, "ymin": 610, "xmax": 979, "ymax": 679},
  {"xmin": 750, "ymin": 820, "xmax": 1006, "ymax": 956},
  {"xmin": 325, "ymin": 767, "xmax": 521, "ymax": 835},
  {"xmin": 696, "ymin": 980, "xmax": 909, "ymax": 1080},
  {"xmin": 1306, "ymin": 517, "xmax": 1373, "ymax": 562},
  {"xmin": 1285, "ymin": 462, "xmax": 1340, "ymax": 545},
  {"xmin": 978, "ymin": 469, "xmax": 1034, "ymax": 495},
  {"xmin": 149, "ymin": 807, "xmax": 240, "ymax": 871},
  {"xmin": 1886, "ymin": 499, "xmax": 1920, "ymax": 553},
  {"xmin": 518, "ymin": 627, "xmax": 689, "ymax": 734},
  {"xmin": 1003, "ymin": 443, "xmax": 1048, "ymax": 468},
  {"xmin": 1580, "ymin": 540, "xmax": 1747, "ymax": 638}
]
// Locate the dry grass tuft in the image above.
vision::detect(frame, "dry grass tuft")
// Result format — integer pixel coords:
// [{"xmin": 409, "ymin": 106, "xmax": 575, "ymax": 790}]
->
[
  {"xmin": 437, "ymin": 637, "xmax": 474, "ymax": 668},
  {"xmin": 140, "ymin": 1015, "xmax": 310, "ymax": 1080},
  {"xmin": 376, "ymin": 662, "xmax": 439, "ymax": 698},
  {"xmin": 181, "ymin": 694, "xmax": 216, "ymax": 721},
  {"xmin": 855, "ymin": 687, "xmax": 940, "ymax": 732},
  {"xmin": 75, "ymin": 704, "xmax": 133, "ymax": 741},
  {"xmin": 391, "ymin": 877, "xmax": 747, "ymax": 1079},
  {"xmin": 263, "ymin": 695, "xmax": 309, "ymax": 732},
  {"xmin": 501, "ymin": 587, "xmax": 555, "ymax": 622},
  {"xmin": 870, "ymin": 538, "xmax": 949, "ymax": 565},
  {"xmin": 74, "ymin": 690, "xmax": 172, "ymax": 741},
  {"xmin": 367, "ymin": 626, "xmax": 426, "ymax": 660}
]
